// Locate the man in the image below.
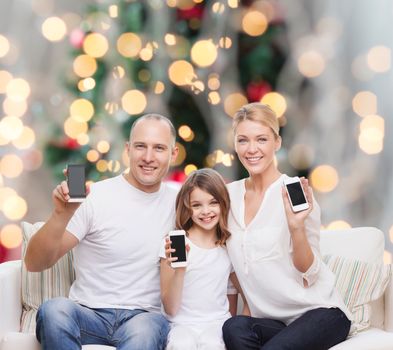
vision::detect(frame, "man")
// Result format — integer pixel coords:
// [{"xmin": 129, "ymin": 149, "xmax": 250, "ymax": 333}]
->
[{"xmin": 25, "ymin": 114, "xmax": 179, "ymax": 350}]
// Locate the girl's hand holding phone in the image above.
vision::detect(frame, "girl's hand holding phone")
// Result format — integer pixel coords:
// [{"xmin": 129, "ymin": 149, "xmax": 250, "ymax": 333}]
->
[{"xmin": 164, "ymin": 236, "xmax": 190, "ymax": 269}]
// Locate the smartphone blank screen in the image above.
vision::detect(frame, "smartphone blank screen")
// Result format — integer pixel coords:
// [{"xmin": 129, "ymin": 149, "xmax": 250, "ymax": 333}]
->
[
  {"xmin": 68, "ymin": 165, "xmax": 86, "ymax": 197},
  {"xmin": 170, "ymin": 235, "xmax": 186, "ymax": 262},
  {"xmin": 286, "ymin": 182, "xmax": 307, "ymax": 206}
]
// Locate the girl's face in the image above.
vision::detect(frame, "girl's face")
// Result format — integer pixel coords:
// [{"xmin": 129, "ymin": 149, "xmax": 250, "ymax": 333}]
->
[
  {"xmin": 189, "ymin": 187, "xmax": 221, "ymax": 234},
  {"xmin": 234, "ymin": 119, "xmax": 281, "ymax": 177}
]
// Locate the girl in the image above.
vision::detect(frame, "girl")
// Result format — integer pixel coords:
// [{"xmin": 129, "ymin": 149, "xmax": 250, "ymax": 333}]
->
[
  {"xmin": 160, "ymin": 168, "xmax": 248, "ymax": 350},
  {"xmin": 222, "ymin": 102, "xmax": 352, "ymax": 350}
]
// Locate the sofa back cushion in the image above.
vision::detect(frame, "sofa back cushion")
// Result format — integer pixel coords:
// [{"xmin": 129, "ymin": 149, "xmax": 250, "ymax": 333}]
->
[
  {"xmin": 21, "ymin": 222, "xmax": 75, "ymax": 333},
  {"xmin": 321, "ymin": 227, "xmax": 390, "ymax": 331}
]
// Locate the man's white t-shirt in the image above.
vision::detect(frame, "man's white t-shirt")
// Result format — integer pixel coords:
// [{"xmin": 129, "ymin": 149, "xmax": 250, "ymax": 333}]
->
[
  {"xmin": 159, "ymin": 237, "xmax": 232, "ymax": 325},
  {"xmin": 66, "ymin": 174, "xmax": 178, "ymax": 312}
]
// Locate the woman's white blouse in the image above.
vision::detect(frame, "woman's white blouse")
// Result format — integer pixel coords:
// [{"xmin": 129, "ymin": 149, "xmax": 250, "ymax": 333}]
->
[{"xmin": 226, "ymin": 175, "xmax": 352, "ymax": 325}]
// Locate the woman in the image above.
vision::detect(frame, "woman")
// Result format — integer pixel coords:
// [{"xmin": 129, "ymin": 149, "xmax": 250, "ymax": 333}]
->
[{"xmin": 223, "ymin": 102, "xmax": 352, "ymax": 350}]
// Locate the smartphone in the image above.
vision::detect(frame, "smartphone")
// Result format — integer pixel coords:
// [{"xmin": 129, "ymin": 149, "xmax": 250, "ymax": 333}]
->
[
  {"xmin": 67, "ymin": 164, "xmax": 86, "ymax": 202},
  {"xmin": 284, "ymin": 176, "xmax": 310, "ymax": 213},
  {"xmin": 169, "ymin": 230, "xmax": 187, "ymax": 268}
]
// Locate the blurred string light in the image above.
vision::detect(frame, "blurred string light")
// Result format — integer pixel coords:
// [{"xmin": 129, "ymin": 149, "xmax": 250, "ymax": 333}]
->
[
  {"xmin": 242, "ymin": 10, "xmax": 268, "ymax": 37},
  {"xmin": 117, "ymin": 32, "xmax": 142, "ymax": 58},
  {"xmin": 70, "ymin": 98, "xmax": 94, "ymax": 122},
  {"xmin": 0, "ymin": 224, "xmax": 22, "ymax": 249},
  {"xmin": 83, "ymin": 33, "xmax": 109, "ymax": 58},
  {"xmin": 121, "ymin": 89, "xmax": 147, "ymax": 115},
  {"xmin": 184, "ymin": 164, "xmax": 197, "ymax": 175},
  {"xmin": 178, "ymin": 125, "xmax": 195, "ymax": 141},
  {"xmin": 224, "ymin": 92, "xmax": 248, "ymax": 117},
  {"xmin": 191, "ymin": 40, "xmax": 218, "ymax": 67},
  {"xmin": 260, "ymin": 92, "xmax": 287, "ymax": 118},
  {"xmin": 73, "ymin": 54, "xmax": 97, "ymax": 77},
  {"xmin": 297, "ymin": 50, "xmax": 326, "ymax": 78},
  {"xmin": 310, "ymin": 164, "xmax": 339, "ymax": 193},
  {"xmin": 0, "ymin": 71, "xmax": 13, "ymax": 92},
  {"xmin": 3, "ymin": 98, "xmax": 27, "ymax": 117},
  {"xmin": 97, "ymin": 140, "xmax": 110, "ymax": 153},
  {"xmin": 168, "ymin": 60, "xmax": 195, "ymax": 86}
]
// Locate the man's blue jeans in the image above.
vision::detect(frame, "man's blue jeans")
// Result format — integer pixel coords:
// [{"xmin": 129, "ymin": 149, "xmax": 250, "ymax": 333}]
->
[
  {"xmin": 36, "ymin": 297, "xmax": 169, "ymax": 350},
  {"xmin": 222, "ymin": 307, "xmax": 351, "ymax": 350}
]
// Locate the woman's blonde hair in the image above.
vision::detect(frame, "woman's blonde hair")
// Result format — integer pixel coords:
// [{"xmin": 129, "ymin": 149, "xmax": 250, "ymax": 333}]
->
[
  {"xmin": 175, "ymin": 168, "xmax": 231, "ymax": 246},
  {"xmin": 233, "ymin": 102, "xmax": 280, "ymax": 139}
]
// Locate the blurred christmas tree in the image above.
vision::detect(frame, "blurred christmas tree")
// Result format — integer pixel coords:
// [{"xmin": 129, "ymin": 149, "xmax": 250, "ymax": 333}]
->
[{"xmin": 44, "ymin": 0, "xmax": 288, "ymax": 183}]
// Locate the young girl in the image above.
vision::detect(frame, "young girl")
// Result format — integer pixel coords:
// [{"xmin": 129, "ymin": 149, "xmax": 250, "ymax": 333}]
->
[{"xmin": 160, "ymin": 168, "xmax": 248, "ymax": 350}]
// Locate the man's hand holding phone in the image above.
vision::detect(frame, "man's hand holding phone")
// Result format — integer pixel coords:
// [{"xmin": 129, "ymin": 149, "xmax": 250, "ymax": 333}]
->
[{"xmin": 52, "ymin": 165, "xmax": 89, "ymax": 216}]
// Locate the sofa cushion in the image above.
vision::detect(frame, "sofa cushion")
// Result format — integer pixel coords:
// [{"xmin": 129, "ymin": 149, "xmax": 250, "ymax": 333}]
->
[
  {"xmin": 21, "ymin": 222, "xmax": 76, "ymax": 333},
  {"xmin": 0, "ymin": 332, "xmax": 115, "ymax": 350},
  {"xmin": 329, "ymin": 327, "xmax": 393, "ymax": 349},
  {"xmin": 323, "ymin": 255, "xmax": 392, "ymax": 332}
]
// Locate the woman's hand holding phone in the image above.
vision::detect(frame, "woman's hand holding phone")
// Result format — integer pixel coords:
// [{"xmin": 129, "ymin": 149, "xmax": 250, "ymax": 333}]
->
[{"xmin": 282, "ymin": 177, "xmax": 313, "ymax": 235}]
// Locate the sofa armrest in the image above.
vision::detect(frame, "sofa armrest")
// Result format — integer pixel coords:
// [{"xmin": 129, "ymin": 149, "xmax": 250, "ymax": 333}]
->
[
  {"xmin": 0, "ymin": 260, "xmax": 22, "ymax": 338},
  {"xmin": 384, "ymin": 274, "xmax": 393, "ymax": 331}
]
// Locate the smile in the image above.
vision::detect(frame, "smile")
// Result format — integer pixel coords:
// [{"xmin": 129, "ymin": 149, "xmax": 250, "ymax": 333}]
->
[
  {"xmin": 140, "ymin": 165, "xmax": 156, "ymax": 172},
  {"xmin": 246, "ymin": 156, "xmax": 262, "ymax": 162},
  {"xmin": 199, "ymin": 216, "xmax": 216, "ymax": 223}
]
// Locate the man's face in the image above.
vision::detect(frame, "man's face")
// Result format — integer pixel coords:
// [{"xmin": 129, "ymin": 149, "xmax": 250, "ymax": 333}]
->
[{"xmin": 126, "ymin": 119, "xmax": 178, "ymax": 193}]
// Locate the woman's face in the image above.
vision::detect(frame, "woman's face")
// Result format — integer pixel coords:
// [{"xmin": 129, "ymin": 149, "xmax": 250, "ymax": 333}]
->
[{"xmin": 234, "ymin": 119, "xmax": 281, "ymax": 176}]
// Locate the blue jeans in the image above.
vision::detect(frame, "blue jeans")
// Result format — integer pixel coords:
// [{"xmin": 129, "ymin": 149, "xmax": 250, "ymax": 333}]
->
[
  {"xmin": 36, "ymin": 297, "xmax": 169, "ymax": 350},
  {"xmin": 222, "ymin": 307, "xmax": 350, "ymax": 350}
]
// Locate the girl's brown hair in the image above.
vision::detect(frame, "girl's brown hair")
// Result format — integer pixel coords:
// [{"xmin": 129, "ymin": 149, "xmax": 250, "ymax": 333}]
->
[
  {"xmin": 175, "ymin": 168, "xmax": 231, "ymax": 246},
  {"xmin": 233, "ymin": 102, "xmax": 280, "ymax": 139}
]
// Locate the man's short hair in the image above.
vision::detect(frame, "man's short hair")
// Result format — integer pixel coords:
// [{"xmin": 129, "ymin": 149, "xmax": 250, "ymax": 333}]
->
[{"xmin": 129, "ymin": 113, "xmax": 177, "ymax": 147}]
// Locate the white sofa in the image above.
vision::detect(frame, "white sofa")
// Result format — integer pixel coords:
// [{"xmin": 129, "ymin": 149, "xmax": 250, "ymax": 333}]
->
[{"xmin": 0, "ymin": 227, "xmax": 393, "ymax": 350}]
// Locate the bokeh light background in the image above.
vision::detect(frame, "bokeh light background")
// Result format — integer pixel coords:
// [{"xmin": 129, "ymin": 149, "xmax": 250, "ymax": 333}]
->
[{"xmin": 0, "ymin": 0, "xmax": 392, "ymax": 263}]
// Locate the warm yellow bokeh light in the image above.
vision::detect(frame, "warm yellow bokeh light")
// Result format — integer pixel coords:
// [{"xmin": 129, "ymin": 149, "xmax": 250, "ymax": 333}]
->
[
  {"xmin": 104, "ymin": 102, "xmax": 119, "ymax": 115},
  {"xmin": 242, "ymin": 10, "xmax": 268, "ymax": 37},
  {"xmin": 358, "ymin": 131, "xmax": 383, "ymax": 155},
  {"xmin": 6, "ymin": 78, "xmax": 31, "ymax": 102},
  {"xmin": 64, "ymin": 118, "xmax": 88, "ymax": 139},
  {"xmin": 97, "ymin": 140, "xmax": 110, "ymax": 153},
  {"xmin": 297, "ymin": 51, "xmax": 326, "ymax": 78},
  {"xmin": 83, "ymin": 33, "xmax": 109, "ymax": 58},
  {"xmin": 3, "ymin": 98, "xmax": 27, "ymax": 117},
  {"xmin": 112, "ymin": 66, "xmax": 125, "ymax": 79},
  {"xmin": 228, "ymin": 0, "xmax": 239, "ymax": 8},
  {"xmin": 212, "ymin": 2, "xmax": 225, "ymax": 14},
  {"xmin": 0, "ymin": 187, "xmax": 17, "ymax": 210},
  {"xmin": 219, "ymin": 36, "xmax": 232, "ymax": 49},
  {"xmin": 121, "ymin": 90, "xmax": 147, "ymax": 115},
  {"xmin": 184, "ymin": 164, "xmax": 197, "ymax": 175},
  {"xmin": 12, "ymin": 126, "xmax": 35, "ymax": 149},
  {"xmin": 224, "ymin": 93, "xmax": 248, "ymax": 117},
  {"xmin": 109, "ymin": 5, "xmax": 118, "ymax": 18},
  {"xmin": 360, "ymin": 115, "xmax": 384, "ymax": 134},
  {"xmin": 117, "ymin": 33, "xmax": 142, "ymax": 58},
  {"xmin": 168, "ymin": 60, "xmax": 195, "ymax": 86},
  {"xmin": 3, "ymin": 195, "xmax": 27, "ymax": 220},
  {"xmin": 76, "ymin": 133, "xmax": 89, "ymax": 145},
  {"xmin": 178, "ymin": 125, "xmax": 192, "ymax": 140},
  {"xmin": 261, "ymin": 92, "xmax": 287, "ymax": 118},
  {"xmin": 140, "ymin": 45, "xmax": 154, "ymax": 61},
  {"xmin": 352, "ymin": 91, "xmax": 377, "ymax": 117},
  {"xmin": 154, "ymin": 81, "xmax": 165, "ymax": 94},
  {"xmin": 41, "ymin": 17, "xmax": 67, "ymax": 42},
  {"xmin": 70, "ymin": 98, "xmax": 94, "ymax": 122},
  {"xmin": 0, "ymin": 224, "xmax": 22, "ymax": 249},
  {"xmin": 73, "ymin": 55, "xmax": 97, "ymax": 78},
  {"xmin": 310, "ymin": 165, "xmax": 339, "ymax": 193},
  {"xmin": 208, "ymin": 74, "xmax": 220, "ymax": 90},
  {"xmin": 78, "ymin": 78, "xmax": 96, "ymax": 92},
  {"xmin": 208, "ymin": 91, "xmax": 221, "ymax": 105},
  {"xmin": 191, "ymin": 40, "xmax": 218, "ymax": 67},
  {"xmin": 108, "ymin": 160, "xmax": 121, "ymax": 172},
  {"xmin": 165, "ymin": 34, "xmax": 176, "ymax": 46},
  {"xmin": 0, "ymin": 70, "xmax": 13, "ymax": 93},
  {"xmin": 0, "ymin": 34, "xmax": 10, "ymax": 58},
  {"xmin": 0, "ymin": 154, "xmax": 23, "ymax": 178},
  {"xmin": 138, "ymin": 69, "xmax": 151, "ymax": 82},
  {"xmin": 87, "ymin": 149, "xmax": 100, "ymax": 162},
  {"xmin": 367, "ymin": 46, "xmax": 391, "ymax": 73},
  {"xmin": 326, "ymin": 220, "xmax": 351, "ymax": 230},
  {"xmin": 0, "ymin": 116, "xmax": 24, "ymax": 140},
  {"xmin": 384, "ymin": 251, "xmax": 392, "ymax": 264},
  {"xmin": 96, "ymin": 159, "xmax": 108, "ymax": 172}
]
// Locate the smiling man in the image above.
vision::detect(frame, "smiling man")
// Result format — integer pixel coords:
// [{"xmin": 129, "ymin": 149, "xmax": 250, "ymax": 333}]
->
[{"xmin": 24, "ymin": 114, "xmax": 179, "ymax": 350}]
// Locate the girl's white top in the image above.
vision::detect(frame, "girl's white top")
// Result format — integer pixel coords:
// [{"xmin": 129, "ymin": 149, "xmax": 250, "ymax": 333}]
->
[
  {"xmin": 226, "ymin": 174, "xmax": 352, "ymax": 325},
  {"xmin": 160, "ymin": 237, "xmax": 232, "ymax": 325}
]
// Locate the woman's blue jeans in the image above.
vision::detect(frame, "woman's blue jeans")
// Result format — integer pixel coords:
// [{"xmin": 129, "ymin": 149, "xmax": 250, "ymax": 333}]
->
[
  {"xmin": 36, "ymin": 297, "xmax": 169, "ymax": 350},
  {"xmin": 222, "ymin": 307, "xmax": 350, "ymax": 350}
]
